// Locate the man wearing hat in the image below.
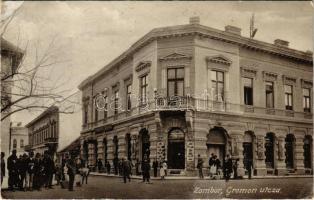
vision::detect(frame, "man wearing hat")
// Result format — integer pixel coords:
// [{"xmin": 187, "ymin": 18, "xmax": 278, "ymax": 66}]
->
[
  {"xmin": 66, "ymin": 152, "xmax": 76, "ymax": 191},
  {"xmin": 7, "ymin": 150, "xmax": 19, "ymax": 191}
]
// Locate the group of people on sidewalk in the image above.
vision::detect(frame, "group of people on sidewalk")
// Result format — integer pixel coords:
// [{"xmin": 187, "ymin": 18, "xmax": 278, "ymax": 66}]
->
[
  {"xmin": 1, "ymin": 150, "xmax": 90, "ymax": 192},
  {"xmin": 197, "ymin": 153, "xmax": 253, "ymax": 181},
  {"xmin": 96, "ymin": 154, "xmax": 169, "ymax": 183}
]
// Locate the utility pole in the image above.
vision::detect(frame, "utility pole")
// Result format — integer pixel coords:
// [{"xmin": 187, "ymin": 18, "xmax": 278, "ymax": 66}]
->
[{"xmin": 250, "ymin": 13, "xmax": 258, "ymax": 39}]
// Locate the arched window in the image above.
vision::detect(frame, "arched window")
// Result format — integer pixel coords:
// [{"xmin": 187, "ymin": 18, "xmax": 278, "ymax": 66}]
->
[
  {"xmin": 303, "ymin": 135, "xmax": 312, "ymax": 169},
  {"xmin": 285, "ymin": 134, "xmax": 295, "ymax": 169},
  {"xmin": 13, "ymin": 139, "xmax": 17, "ymax": 149},
  {"xmin": 265, "ymin": 133, "xmax": 275, "ymax": 168},
  {"xmin": 20, "ymin": 139, "xmax": 24, "ymax": 148}
]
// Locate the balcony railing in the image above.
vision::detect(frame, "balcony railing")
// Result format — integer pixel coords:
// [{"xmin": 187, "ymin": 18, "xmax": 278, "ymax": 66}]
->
[{"xmin": 81, "ymin": 96, "xmax": 312, "ymax": 132}]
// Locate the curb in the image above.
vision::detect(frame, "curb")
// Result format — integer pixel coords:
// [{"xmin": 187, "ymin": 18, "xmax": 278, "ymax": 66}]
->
[{"xmin": 89, "ymin": 172, "xmax": 313, "ymax": 180}]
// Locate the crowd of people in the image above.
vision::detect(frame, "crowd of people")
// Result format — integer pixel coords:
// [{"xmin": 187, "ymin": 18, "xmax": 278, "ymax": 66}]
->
[
  {"xmin": 0, "ymin": 150, "xmax": 90, "ymax": 192},
  {"xmin": 1, "ymin": 150, "xmax": 254, "ymax": 192},
  {"xmin": 197, "ymin": 153, "xmax": 253, "ymax": 181}
]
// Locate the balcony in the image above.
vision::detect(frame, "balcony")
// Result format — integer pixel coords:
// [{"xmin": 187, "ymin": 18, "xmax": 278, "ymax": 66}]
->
[{"xmin": 81, "ymin": 96, "xmax": 312, "ymax": 133}]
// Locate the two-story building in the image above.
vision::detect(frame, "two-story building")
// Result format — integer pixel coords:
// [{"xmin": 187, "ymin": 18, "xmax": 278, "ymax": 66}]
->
[
  {"xmin": 78, "ymin": 17, "xmax": 313, "ymax": 177},
  {"xmin": 10, "ymin": 122, "xmax": 28, "ymax": 155}
]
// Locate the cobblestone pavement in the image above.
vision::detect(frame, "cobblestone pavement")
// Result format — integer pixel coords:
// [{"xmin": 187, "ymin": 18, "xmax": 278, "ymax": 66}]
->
[{"xmin": 1, "ymin": 176, "xmax": 313, "ymax": 199}]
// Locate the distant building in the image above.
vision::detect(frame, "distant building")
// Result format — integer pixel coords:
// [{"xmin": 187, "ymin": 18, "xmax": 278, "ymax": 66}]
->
[
  {"xmin": 1, "ymin": 38, "xmax": 23, "ymax": 159},
  {"xmin": 79, "ymin": 17, "xmax": 313, "ymax": 176},
  {"xmin": 26, "ymin": 106, "xmax": 60, "ymax": 157},
  {"xmin": 25, "ymin": 92, "xmax": 82, "ymax": 158},
  {"xmin": 10, "ymin": 122, "xmax": 28, "ymax": 156}
]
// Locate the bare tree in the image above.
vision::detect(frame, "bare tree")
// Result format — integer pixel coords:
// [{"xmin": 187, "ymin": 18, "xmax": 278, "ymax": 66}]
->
[{"xmin": 1, "ymin": 2, "xmax": 79, "ymax": 121}]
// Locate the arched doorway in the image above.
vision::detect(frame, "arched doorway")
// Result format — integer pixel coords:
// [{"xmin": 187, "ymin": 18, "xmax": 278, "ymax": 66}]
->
[
  {"xmin": 125, "ymin": 134, "xmax": 131, "ymax": 161},
  {"xmin": 168, "ymin": 128, "xmax": 185, "ymax": 169},
  {"xmin": 304, "ymin": 135, "xmax": 312, "ymax": 169},
  {"xmin": 103, "ymin": 138, "xmax": 107, "ymax": 162},
  {"xmin": 285, "ymin": 134, "xmax": 295, "ymax": 169},
  {"xmin": 206, "ymin": 127, "xmax": 227, "ymax": 166},
  {"xmin": 265, "ymin": 133, "xmax": 275, "ymax": 168},
  {"xmin": 139, "ymin": 129, "xmax": 150, "ymax": 161},
  {"xmin": 243, "ymin": 131, "xmax": 254, "ymax": 169}
]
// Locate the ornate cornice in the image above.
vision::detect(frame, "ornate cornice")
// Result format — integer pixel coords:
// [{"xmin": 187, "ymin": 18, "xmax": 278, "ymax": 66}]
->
[
  {"xmin": 282, "ymin": 75, "xmax": 297, "ymax": 86},
  {"xmin": 78, "ymin": 24, "xmax": 312, "ymax": 89},
  {"xmin": 135, "ymin": 61, "xmax": 151, "ymax": 72},
  {"xmin": 301, "ymin": 79, "xmax": 313, "ymax": 89},
  {"xmin": 206, "ymin": 55, "xmax": 232, "ymax": 66},
  {"xmin": 263, "ymin": 71, "xmax": 278, "ymax": 82},
  {"xmin": 159, "ymin": 53, "xmax": 192, "ymax": 61},
  {"xmin": 241, "ymin": 67, "xmax": 257, "ymax": 78}
]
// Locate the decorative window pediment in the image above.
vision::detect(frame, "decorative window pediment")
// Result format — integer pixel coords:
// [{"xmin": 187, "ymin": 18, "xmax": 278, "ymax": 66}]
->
[
  {"xmin": 159, "ymin": 53, "xmax": 192, "ymax": 61},
  {"xmin": 206, "ymin": 55, "xmax": 232, "ymax": 66},
  {"xmin": 241, "ymin": 67, "xmax": 257, "ymax": 78},
  {"xmin": 135, "ymin": 61, "xmax": 151, "ymax": 72},
  {"xmin": 301, "ymin": 79, "xmax": 313, "ymax": 89},
  {"xmin": 263, "ymin": 71, "xmax": 278, "ymax": 82},
  {"xmin": 283, "ymin": 75, "xmax": 297, "ymax": 86},
  {"xmin": 111, "ymin": 81, "xmax": 120, "ymax": 90}
]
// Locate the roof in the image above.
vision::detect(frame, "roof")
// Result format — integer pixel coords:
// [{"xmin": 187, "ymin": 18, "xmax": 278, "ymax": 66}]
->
[
  {"xmin": 1, "ymin": 38, "xmax": 24, "ymax": 54},
  {"xmin": 78, "ymin": 22, "xmax": 313, "ymax": 90},
  {"xmin": 25, "ymin": 106, "xmax": 59, "ymax": 128},
  {"xmin": 57, "ymin": 136, "xmax": 80, "ymax": 153}
]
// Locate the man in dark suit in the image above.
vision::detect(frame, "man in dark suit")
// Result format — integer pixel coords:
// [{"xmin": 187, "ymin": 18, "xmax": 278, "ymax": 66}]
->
[
  {"xmin": 66, "ymin": 153, "xmax": 76, "ymax": 191},
  {"xmin": 224, "ymin": 154, "xmax": 233, "ymax": 182},
  {"xmin": 7, "ymin": 150, "xmax": 19, "ymax": 191},
  {"xmin": 1, "ymin": 152, "xmax": 5, "ymax": 186}
]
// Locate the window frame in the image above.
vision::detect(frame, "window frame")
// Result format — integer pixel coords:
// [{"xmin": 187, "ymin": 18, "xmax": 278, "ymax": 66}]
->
[
  {"xmin": 140, "ymin": 75, "xmax": 148, "ymax": 105},
  {"xmin": 243, "ymin": 77, "xmax": 253, "ymax": 106},
  {"xmin": 211, "ymin": 70, "xmax": 224, "ymax": 101},
  {"xmin": 284, "ymin": 84, "xmax": 293, "ymax": 110},
  {"xmin": 126, "ymin": 84, "xmax": 132, "ymax": 111},
  {"xmin": 265, "ymin": 81, "xmax": 274, "ymax": 108},
  {"xmin": 303, "ymin": 88, "xmax": 311, "ymax": 113},
  {"xmin": 167, "ymin": 67, "xmax": 185, "ymax": 97}
]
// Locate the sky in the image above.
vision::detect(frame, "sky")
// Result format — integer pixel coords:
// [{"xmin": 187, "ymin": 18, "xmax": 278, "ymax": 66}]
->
[{"xmin": 2, "ymin": 1, "xmax": 313, "ymax": 148}]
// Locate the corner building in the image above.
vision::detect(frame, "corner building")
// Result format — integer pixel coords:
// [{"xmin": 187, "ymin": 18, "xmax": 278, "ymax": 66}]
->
[{"xmin": 78, "ymin": 17, "xmax": 313, "ymax": 177}]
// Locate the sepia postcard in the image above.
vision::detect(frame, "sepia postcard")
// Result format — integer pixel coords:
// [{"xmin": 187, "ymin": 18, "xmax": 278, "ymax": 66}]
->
[{"xmin": 0, "ymin": 1, "xmax": 313, "ymax": 199}]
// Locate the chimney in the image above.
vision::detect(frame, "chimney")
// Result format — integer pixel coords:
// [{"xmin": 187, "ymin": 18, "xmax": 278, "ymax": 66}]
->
[
  {"xmin": 224, "ymin": 25, "xmax": 241, "ymax": 36},
  {"xmin": 274, "ymin": 39, "xmax": 289, "ymax": 47},
  {"xmin": 189, "ymin": 16, "xmax": 200, "ymax": 25}
]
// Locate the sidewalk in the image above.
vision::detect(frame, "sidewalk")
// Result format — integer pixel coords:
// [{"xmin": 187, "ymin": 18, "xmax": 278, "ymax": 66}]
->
[{"xmin": 90, "ymin": 172, "xmax": 313, "ymax": 180}]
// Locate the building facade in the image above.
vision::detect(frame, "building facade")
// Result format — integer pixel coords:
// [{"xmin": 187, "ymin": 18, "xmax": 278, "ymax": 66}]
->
[
  {"xmin": 26, "ymin": 106, "xmax": 59, "ymax": 156},
  {"xmin": 1, "ymin": 38, "xmax": 23, "ymax": 159},
  {"xmin": 78, "ymin": 17, "xmax": 313, "ymax": 177},
  {"xmin": 10, "ymin": 122, "xmax": 28, "ymax": 155}
]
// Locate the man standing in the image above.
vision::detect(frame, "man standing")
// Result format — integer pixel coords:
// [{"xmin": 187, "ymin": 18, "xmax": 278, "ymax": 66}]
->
[
  {"xmin": 105, "ymin": 161, "xmax": 111, "ymax": 174},
  {"xmin": 7, "ymin": 150, "xmax": 19, "ymax": 191},
  {"xmin": 122, "ymin": 157, "xmax": 131, "ymax": 183},
  {"xmin": 246, "ymin": 159, "xmax": 253, "ymax": 179},
  {"xmin": 1, "ymin": 152, "xmax": 5, "ymax": 186},
  {"xmin": 66, "ymin": 153, "xmax": 76, "ymax": 191},
  {"xmin": 152, "ymin": 159, "xmax": 158, "ymax": 177},
  {"xmin": 197, "ymin": 154, "xmax": 204, "ymax": 179},
  {"xmin": 43, "ymin": 151, "xmax": 54, "ymax": 189},
  {"xmin": 224, "ymin": 154, "xmax": 233, "ymax": 182},
  {"xmin": 141, "ymin": 155, "xmax": 151, "ymax": 183},
  {"xmin": 18, "ymin": 154, "xmax": 28, "ymax": 191},
  {"xmin": 97, "ymin": 159, "xmax": 103, "ymax": 173},
  {"xmin": 26, "ymin": 152, "xmax": 35, "ymax": 191}
]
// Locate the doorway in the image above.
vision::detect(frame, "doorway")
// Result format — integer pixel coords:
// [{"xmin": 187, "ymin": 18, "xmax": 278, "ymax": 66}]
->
[{"xmin": 167, "ymin": 128, "xmax": 185, "ymax": 169}]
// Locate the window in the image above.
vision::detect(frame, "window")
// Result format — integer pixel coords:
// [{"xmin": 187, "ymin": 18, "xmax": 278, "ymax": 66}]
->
[
  {"xmin": 304, "ymin": 136, "xmax": 312, "ymax": 168},
  {"xmin": 114, "ymin": 91, "xmax": 119, "ymax": 115},
  {"xmin": 243, "ymin": 77, "xmax": 253, "ymax": 105},
  {"xmin": 284, "ymin": 85, "xmax": 293, "ymax": 110},
  {"xmin": 13, "ymin": 139, "xmax": 17, "ymax": 149},
  {"xmin": 95, "ymin": 106, "xmax": 98, "ymax": 122},
  {"xmin": 126, "ymin": 85, "xmax": 132, "ymax": 111},
  {"xmin": 167, "ymin": 68, "xmax": 184, "ymax": 97},
  {"xmin": 211, "ymin": 71, "xmax": 224, "ymax": 101},
  {"xmin": 20, "ymin": 139, "xmax": 24, "ymax": 148},
  {"xmin": 303, "ymin": 88, "xmax": 311, "ymax": 113},
  {"xmin": 103, "ymin": 96, "xmax": 108, "ymax": 119},
  {"xmin": 265, "ymin": 81, "xmax": 274, "ymax": 108},
  {"xmin": 84, "ymin": 105, "xmax": 88, "ymax": 124},
  {"xmin": 140, "ymin": 75, "xmax": 148, "ymax": 104}
]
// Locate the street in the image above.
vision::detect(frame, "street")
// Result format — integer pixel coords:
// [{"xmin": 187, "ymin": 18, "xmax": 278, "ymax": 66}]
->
[{"xmin": 1, "ymin": 176, "xmax": 313, "ymax": 199}]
